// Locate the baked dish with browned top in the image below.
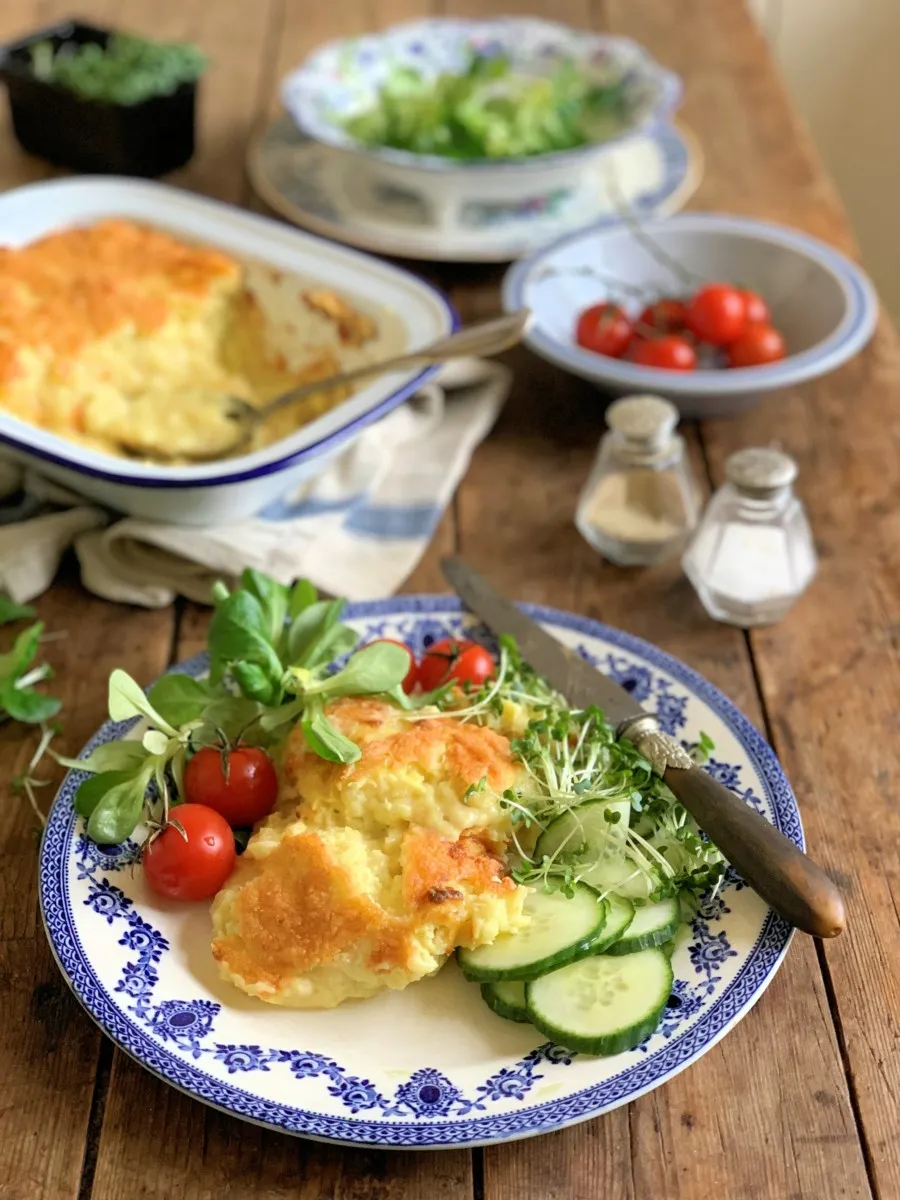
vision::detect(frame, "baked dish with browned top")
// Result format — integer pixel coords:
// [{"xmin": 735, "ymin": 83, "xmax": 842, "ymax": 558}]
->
[{"xmin": 0, "ymin": 219, "xmax": 378, "ymax": 462}]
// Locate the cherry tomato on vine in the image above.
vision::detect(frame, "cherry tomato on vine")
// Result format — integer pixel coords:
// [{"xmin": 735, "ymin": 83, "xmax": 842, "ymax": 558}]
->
[
  {"xmin": 416, "ymin": 638, "xmax": 495, "ymax": 693},
  {"xmin": 686, "ymin": 283, "xmax": 747, "ymax": 346},
  {"xmin": 575, "ymin": 303, "xmax": 633, "ymax": 358},
  {"xmin": 630, "ymin": 334, "xmax": 697, "ymax": 371},
  {"xmin": 143, "ymin": 804, "xmax": 236, "ymax": 901},
  {"xmin": 184, "ymin": 744, "xmax": 278, "ymax": 827},
  {"xmin": 726, "ymin": 323, "xmax": 787, "ymax": 368},
  {"xmin": 637, "ymin": 297, "xmax": 688, "ymax": 336},
  {"xmin": 740, "ymin": 289, "xmax": 771, "ymax": 326},
  {"xmin": 366, "ymin": 638, "xmax": 418, "ymax": 693}
]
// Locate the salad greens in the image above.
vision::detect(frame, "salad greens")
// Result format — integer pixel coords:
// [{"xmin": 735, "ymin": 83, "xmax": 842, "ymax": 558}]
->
[
  {"xmin": 437, "ymin": 637, "xmax": 725, "ymax": 906},
  {"xmin": 0, "ymin": 595, "xmax": 62, "ymax": 827},
  {"xmin": 342, "ymin": 53, "xmax": 628, "ymax": 160},
  {"xmin": 29, "ymin": 34, "xmax": 207, "ymax": 106},
  {"xmin": 60, "ymin": 563, "xmax": 724, "ymax": 915},
  {"xmin": 62, "ymin": 570, "xmax": 411, "ymax": 845},
  {"xmin": 0, "ymin": 595, "xmax": 36, "ymax": 625},
  {"xmin": 0, "ymin": 603, "xmax": 61, "ymax": 726}
]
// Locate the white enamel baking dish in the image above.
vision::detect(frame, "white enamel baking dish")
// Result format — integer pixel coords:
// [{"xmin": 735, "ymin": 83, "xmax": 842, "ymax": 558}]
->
[{"xmin": 0, "ymin": 178, "xmax": 457, "ymax": 524}]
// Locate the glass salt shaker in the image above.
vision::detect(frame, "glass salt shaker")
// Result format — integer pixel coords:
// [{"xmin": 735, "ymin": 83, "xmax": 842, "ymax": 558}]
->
[
  {"xmin": 575, "ymin": 394, "xmax": 699, "ymax": 566},
  {"xmin": 682, "ymin": 447, "xmax": 817, "ymax": 627}
]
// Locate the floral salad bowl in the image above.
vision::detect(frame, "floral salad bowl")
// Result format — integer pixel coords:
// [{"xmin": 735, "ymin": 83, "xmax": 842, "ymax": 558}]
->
[
  {"xmin": 280, "ymin": 18, "xmax": 682, "ymax": 234},
  {"xmin": 40, "ymin": 598, "xmax": 798, "ymax": 1148}
]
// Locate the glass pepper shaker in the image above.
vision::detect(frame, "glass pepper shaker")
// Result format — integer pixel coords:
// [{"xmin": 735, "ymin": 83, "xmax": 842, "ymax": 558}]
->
[
  {"xmin": 682, "ymin": 447, "xmax": 817, "ymax": 627},
  {"xmin": 575, "ymin": 394, "xmax": 699, "ymax": 566}
]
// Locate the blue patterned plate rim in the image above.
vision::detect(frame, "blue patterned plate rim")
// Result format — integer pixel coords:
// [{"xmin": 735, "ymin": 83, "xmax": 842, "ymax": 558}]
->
[{"xmin": 39, "ymin": 597, "xmax": 798, "ymax": 1149}]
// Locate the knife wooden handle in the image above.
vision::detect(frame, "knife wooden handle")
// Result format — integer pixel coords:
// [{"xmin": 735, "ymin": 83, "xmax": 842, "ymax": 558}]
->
[{"xmin": 663, "ymin": 764, "xmax": 845, "ymax": 938}]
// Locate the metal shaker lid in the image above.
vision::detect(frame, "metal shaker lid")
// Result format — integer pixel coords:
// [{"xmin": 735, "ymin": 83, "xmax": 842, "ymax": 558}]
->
[
  {"xmin": 725, "ymin": 448, "xmax": 798, "ymax": 496},
  {"xmin": 605, "ymin": 395, "xmax": 679, "ymax": 450}
]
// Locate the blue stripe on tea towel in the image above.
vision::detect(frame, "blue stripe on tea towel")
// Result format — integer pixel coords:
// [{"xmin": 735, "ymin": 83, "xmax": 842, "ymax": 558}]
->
[
  {"xmin": 260, "ymin": 492, "xmax": 366, "ymax": 521},
  {"xmin": 344, "ymin": 502, "xmax": 441, "ymax": 540}
]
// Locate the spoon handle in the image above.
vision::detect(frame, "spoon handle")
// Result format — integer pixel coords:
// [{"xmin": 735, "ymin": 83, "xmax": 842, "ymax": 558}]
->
[
  {"xmin": 251, "ymin": 309, "xmax": 531, "ymax": 423},
  {"xmin": 662, "ymin": 764, "xmax": 846, "ymax": 937}
]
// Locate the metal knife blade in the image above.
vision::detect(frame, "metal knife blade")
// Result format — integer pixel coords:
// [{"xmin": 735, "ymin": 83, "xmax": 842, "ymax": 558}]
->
[
  {"xmin": 441, "ymin": 556, "xmax": 644, "ymax": 729},
  {"xmin": 442, "ymin": 555, "xmax": 848, "ymax": 939}
]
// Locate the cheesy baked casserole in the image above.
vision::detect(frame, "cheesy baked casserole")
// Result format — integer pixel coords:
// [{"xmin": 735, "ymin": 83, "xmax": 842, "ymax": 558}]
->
[
  {"xmin": 211, "ymin": 697, "xmax": 530, "ymax": 1008},
  {"xmin": 0, "ymin": 219, "xmax": 378, "ymax": 461}
]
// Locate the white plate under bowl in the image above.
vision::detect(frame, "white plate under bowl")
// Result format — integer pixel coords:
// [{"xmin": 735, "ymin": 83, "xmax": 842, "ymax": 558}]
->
[
  {"xmin": 40, "ymin": 598, "xmax": 797, "ymax": 1149},
  {"xmin": 247, "ymin": 117, "xmax": 701, "ymax": 263},
  {"xmin": 0, "ymin": 178, "xmax": 456, "ymax": 524}
]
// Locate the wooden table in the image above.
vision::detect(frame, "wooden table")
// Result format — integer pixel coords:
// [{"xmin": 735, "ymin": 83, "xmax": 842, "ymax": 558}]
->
[{"xmin": 1, "ymin": 1, "xmax": 898, "ymax": 1197}]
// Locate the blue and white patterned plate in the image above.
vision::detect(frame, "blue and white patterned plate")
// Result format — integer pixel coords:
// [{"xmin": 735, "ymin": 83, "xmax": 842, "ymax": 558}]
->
[{"xmin": 40, "ymin": 599, "xmax": 797, "ymax": 1148}]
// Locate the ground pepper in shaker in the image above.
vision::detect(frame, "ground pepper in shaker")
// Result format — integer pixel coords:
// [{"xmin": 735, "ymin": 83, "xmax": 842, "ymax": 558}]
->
[
  {"xmin": 575, "ymin": 394, "xmax": 698, "ymax": 566},
  {"xmin": 682, "ymin": 447, "xmax": 817, "ymax": 627}
]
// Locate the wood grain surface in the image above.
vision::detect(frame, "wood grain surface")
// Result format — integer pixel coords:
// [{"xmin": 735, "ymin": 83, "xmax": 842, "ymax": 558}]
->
[{"xmin": 0, "ymin": 0, "xmax": 897, "ymax": 1197}]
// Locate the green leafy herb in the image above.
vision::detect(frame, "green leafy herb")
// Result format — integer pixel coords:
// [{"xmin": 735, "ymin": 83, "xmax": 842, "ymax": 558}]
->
[
  {"xmin": 0, "ymin": 621, "xmax": 61, "ymax": 726},
  {"xmin": 30, "ymin": 34, "xmax": 207, "ymax": 107},
  {"xmin": 301, "ymin": 699, "xmax": 362, "ymax": 764},
  {"xmin": 0, "ymin": 595, "xmax": 35, "ymax": 625},
  {"xmin": 86, "ymin": 765, "xmax": 155, "ymax": 845},
  {"xmin": 299, "ymin": 640, "xmax": 410, "ymax": 699},
  {"xmin": 430, "ymin": 635, "xmax": 725, "ymax": 906},
  {"xmin": 68, "ymin": 571, "xmax": 414, "ymax": 847},
  {"xmin": 147, "ymin": 674, "xmax": 212, "ymax": 728},
  {"xmin": 56, "ymin": 741, "xmax": 149, "ymax": 775},
  {"xmin": 108, "ymin": 669, "xmax": 178, "ymax": 735}
]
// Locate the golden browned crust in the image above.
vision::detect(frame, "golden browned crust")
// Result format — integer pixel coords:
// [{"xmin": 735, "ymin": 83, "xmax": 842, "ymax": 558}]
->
[
  {"xmin": 0, "ymin": 219, "xmax": 239, "ymax": 384},
  {"xmin": 212, "ymin": 829, "xmax": 385, "ymax": 991},
  {"xmin": 302, "ymin": 289, "xmax": 377, "ymax": 347},
  {"xmin": 212, "ymin": 824, "xmax": 517, "ymax": 991},
  {"xmin": 281, "ymin": 697, "xmax": 520, "ymax": 805}
]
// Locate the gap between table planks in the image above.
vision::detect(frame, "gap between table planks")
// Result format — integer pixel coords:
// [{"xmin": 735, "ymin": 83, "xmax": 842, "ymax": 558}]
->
[{"xmin": 0, "ymin": 0, "xmax": 894, "ymax": 1197}]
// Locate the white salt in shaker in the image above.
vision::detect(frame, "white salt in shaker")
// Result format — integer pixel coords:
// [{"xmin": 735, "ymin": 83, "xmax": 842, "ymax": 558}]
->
[
  {"xmin": 575, "ymin": 395, "xmax": 699, "ymax": 567},
  {"xmin": 683, "ymin": 447, "xmax": 817, "ymax": 626}
]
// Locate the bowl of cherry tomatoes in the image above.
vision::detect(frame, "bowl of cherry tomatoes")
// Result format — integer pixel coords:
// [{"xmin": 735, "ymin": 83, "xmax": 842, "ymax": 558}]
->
[{"xmin": 502, "ymin": 212, "xmax": 878, "ymax": 419}]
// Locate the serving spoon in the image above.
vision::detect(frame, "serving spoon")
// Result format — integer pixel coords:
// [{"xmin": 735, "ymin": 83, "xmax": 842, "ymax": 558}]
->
[{"xmin": 161, "ymin": 309, "xmax": 532, "ymax": 463}]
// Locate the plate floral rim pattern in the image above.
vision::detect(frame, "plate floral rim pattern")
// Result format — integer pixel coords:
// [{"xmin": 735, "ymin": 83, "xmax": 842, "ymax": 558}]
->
[
  {"xmin": 246, "ymin": 117, "xmax": 702, "ymax": 263},
  {"xmin": 39, "ymin": 598, "xmax": 799, "ymax": 1148}
]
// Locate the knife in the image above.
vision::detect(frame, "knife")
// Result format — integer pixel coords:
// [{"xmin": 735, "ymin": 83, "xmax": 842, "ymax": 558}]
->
[{"xmin": 441, "ymin": 556, "xmax": 845, "ymax": 939}]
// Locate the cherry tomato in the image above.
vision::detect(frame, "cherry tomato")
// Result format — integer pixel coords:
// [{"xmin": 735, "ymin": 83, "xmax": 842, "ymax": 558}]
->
[
  {"xmin": 686, "ymin": 283, "xmax": 747, "ymax": 346},
  {"xmin": 740, "ymin": 289, "xmax": 771, "ymax": 326},
  {"xmin": 726, "ymin": 323, "xmax": 787, "ymax": 368},
  {"xmin": 630, "ymin": 334, "xmax": 697, "ymax": 371},
  {"xmin": 184, "ymin": 744, "xmax": 278, "ymax": 827},
  {"xmin": 416, "ymin": 638, "xmax": 496, "ymax": 693},
  {"xmin": 575, "ymin": 303, "xmax": 633, "ymax": 358},
  {"xmin": 366, "ymin": 638, "xmax": 417, "ymax": 693},
  {"xmin": 637, "ymin": 297, "xmax": 688, "ymax": 336},
  {"xmin": 143, "ymin": 804, "xmax": 236, "ymax": 901}
]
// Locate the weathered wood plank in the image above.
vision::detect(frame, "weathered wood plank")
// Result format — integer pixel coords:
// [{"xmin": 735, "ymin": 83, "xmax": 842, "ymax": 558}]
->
[
  {"xmin": 449, "ymin": 325, "xmax": 871, "ymax": 1198},
  {"xmin": 595, "ymin": 3, "xmax": 900, "ymax": 1196},
  {"xmin": 88, "ymin": 1, "xmax": 471, "ymax": 1195},
  {"xmin": 0, "ymin": 8, "xmax": 175, "ymax": 1199},
  {"xmin": 0, "ymin": 575, "xmax": 174, "ymax": 1200}
]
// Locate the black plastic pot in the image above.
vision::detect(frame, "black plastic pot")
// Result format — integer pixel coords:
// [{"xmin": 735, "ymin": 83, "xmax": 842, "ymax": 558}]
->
[{"xmin": 0, "ymin": 19, "xmax": 199, "ymax": 177}]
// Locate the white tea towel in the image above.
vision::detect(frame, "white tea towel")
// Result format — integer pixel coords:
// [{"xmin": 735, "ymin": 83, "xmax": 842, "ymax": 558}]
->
[{"xmin": 0, "ymin": 360, "xmax": 509, "ymax": 607}]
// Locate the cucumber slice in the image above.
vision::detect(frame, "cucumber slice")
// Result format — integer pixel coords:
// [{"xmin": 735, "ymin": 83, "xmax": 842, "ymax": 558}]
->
[
  {"xmin": 580, "ymin": 857, "xmax": 654, "ymax": 901},
  {"xmin": 458, "ymin": 884, "xmax": 607, "ymax": 982},
  {"xmin": 481, "ymin": 980, "xmax": 529, "ymax": 1023},
  {"xmin": 592, "ymin": 891, "xmax": 634, "ymax": 952},
  {"xmin": 604, "ymin": 896, "xmax": 680, "ymax": 955},
  {"xmin": 658, "ymin": 937, "xmax": 677, "ymax": 959},
  {"xmin": 535, "ymin": 799, "xmax": 631, "ymax": 865},
  {"xmin": 535, "ymin": 799, "xmax": 654, "ymax": 901},
  {"xmin": 526, "ymin": 948, "xmax": 673, "ymax": 1055}
]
